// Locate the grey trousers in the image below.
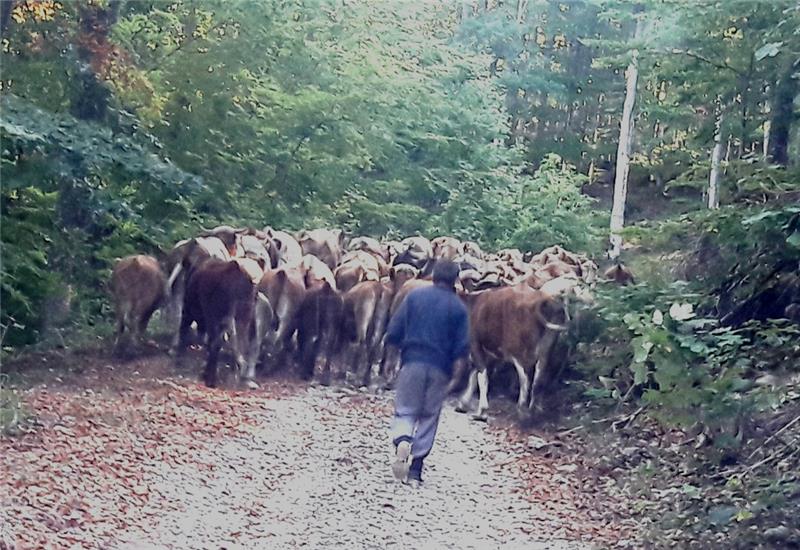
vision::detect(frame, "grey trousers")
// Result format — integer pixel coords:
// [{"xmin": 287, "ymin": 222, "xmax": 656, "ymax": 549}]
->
[{"xmin": 390, "ymin": 362, "xmax": 449, "ymax": 459}]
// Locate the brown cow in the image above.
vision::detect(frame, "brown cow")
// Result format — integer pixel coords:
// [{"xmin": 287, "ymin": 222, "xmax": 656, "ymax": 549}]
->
[
  {"xmin": 263, "ymin": 228, "xmax": 303, "ymax": 268},
  {"xmin": 258, "ymin": 266, "xmax": 306, "ymax": 370},
  {"xmin": 379, "ymin": 276, "xmax": 431, "ymax": 384},
  {"xmin": 301, "ymin": 254, "xmax": 337, "ymax": 289},
  {"xmin": 177, "ymin": 259, "xmax": 274, "ymax": 388},
  {"xmin": 297, "ymin": 229, "xmax": 345, "ymax": 270},
  {"xmin": 237, "ymin": 234, "xmax": 272, "ymax": 270},
  {"xmin": 340, "ymin": 264, "xmax": 419, "ymax": 387},
  {"xmin": 198, "ymin": 225, "xmax": 241, "ymax": 257},
  {"xmin": 431, "ymin": 236, "xmax": 461, "ymax": 260},
  {"xmin": 334, "ymin": 250, "xmax": 382, "ymax": 292},
  {"xmin": 604, "ymin": 263, "xmax": 635, "ymax": 285},
  {"xmin": 166, "ymin": 236, "xmax": 232, "ymax": 351},
  {"xmin": 383, "ymin": 240, "xmax": 403, "ymax": 265},
  {"xmin": 497, "ymin": 248, "xmax": 524, "ymax": 264},
  {"xmin": 393, "ymin": 236, "xmax": 433, "ymax": 272},
  {"xmin": 458, "ymin": 241, "xmax": 484, "ymax": 260},
  {"xmin": 456, "ymin": 285, "xmax": 568, "ymax": 419},
  {"xmin": 110, "ymin": 255, "xmax": 167, "ymax": 355},
  {"xmin": 295, "ymin": 280, "xmax": 343, "ymax": 383},
  {"xmin": 347, "ymin": 237, "xmax": 389, "ymax": 262}
]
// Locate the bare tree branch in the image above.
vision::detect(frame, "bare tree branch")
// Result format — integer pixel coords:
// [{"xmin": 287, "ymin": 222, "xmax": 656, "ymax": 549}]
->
[{"xmin": 668, "ymin": 48, "xmax": 745, "ymax": 76}]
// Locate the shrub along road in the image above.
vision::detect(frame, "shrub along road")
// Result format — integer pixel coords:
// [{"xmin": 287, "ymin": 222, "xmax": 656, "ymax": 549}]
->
[{"xmin": 1, "ymin": 352, "xmax": 635, "ymax": 549}]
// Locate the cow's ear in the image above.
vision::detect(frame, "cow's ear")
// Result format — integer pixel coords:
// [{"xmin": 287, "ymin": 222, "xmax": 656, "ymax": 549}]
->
[
  {"xmin": 333, "ymin": 229, "xmax": 345, "ymax": 248},
  {"xmin": 296, "ymin": 230, "xmax": 307, "ymax": 241}
]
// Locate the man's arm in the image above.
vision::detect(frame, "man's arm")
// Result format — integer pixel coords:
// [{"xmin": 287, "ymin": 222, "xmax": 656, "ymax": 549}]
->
[
  {"xmin": 385, "ymin": 295, "xmax": 409, "ymax": 348},
  {"xmin": 445, "ymin": 306, "xmax": 471, "ymax": 394},
  {"xmin": 445, "ymin": 357, "xmax": 468, "ymax": 395}
]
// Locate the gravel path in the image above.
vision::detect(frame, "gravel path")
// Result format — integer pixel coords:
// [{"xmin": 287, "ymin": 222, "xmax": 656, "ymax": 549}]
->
[{"xmin": 2, "ymin": 356, "xmax": 632, "ymax": 549}]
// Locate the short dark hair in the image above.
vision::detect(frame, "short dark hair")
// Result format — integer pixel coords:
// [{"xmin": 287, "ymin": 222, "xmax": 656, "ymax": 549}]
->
[{"xmin": 432, "ymin": 259, "xmax": 460, "ymax": 286}]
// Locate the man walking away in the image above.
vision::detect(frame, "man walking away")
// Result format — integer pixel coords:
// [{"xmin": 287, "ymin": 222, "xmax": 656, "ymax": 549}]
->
[{"xmin": 385, "ymin": 260, "xmax": 469, "ymax": 485}]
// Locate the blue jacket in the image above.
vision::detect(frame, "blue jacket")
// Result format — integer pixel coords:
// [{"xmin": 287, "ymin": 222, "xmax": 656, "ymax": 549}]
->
[{"xmin": 385, "ymin": 284, "xmax": 470, "ymax": 376}]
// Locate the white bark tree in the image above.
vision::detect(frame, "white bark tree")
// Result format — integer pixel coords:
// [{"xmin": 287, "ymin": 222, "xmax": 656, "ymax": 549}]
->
[
  {"xmin": 708, "ymin": 108, "xmax": 724, "ymax": 209},
  {"xmin": 609, "ymin": 16, "xmax": 642, "ymax": 259}
]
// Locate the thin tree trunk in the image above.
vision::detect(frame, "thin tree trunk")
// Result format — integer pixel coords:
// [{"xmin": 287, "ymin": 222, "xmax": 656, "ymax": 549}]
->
[
  {"xmin": 609, "ymin": 17, "xmax": 641, "ymax": 259},
  {"xmin": 708, "ymin": 112, "xmax": 724, "ymax": 209},
  {"xmin": 1, "ymin": 1, "xmax": 14, "ymax": 39},
  {"xmin": 516, "ymin": 0, "xmax": 528, "ymax": 23},
  {"xmin": 460, "ymin": 1, "xmax": 473, "ymax": 22},
  {"xmin": 768, "ymin": 58, "xmax": 799, "ymax": 166},
  {"xmin": 737, "ymin": 54, "xmax": 754, "ymax": 159}
]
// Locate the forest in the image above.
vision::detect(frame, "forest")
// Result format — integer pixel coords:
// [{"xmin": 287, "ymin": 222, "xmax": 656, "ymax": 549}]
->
[{"xmin": 1, "ymin": 0, "xmax": 799, "ymax": 548}]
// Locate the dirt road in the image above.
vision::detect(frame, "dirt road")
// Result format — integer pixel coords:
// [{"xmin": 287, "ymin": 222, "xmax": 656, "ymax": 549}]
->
[{"xmin": 1, "ymin": 354, "xmax": 634, "ymax": 549}]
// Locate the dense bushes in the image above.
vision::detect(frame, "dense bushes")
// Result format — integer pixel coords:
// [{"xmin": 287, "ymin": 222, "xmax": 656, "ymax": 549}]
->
[{"xmin": 573, "ymin": 185, "xmax": 800, "ymax": 439}]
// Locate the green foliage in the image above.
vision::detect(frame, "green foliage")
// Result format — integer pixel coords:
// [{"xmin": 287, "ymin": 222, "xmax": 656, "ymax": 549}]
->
[
  {"xmin": 581, "ymin": 279, "xmax": 799, "ymax": 442},
  {"xmin": 0, "ymin": 94, "xmax": 202, "ymax": 195},
  {"xmin": 0, "ymin": 188, "xmax": 60, "ymax": 346},
  {"xmin": 499, "ymin": 154, "xmax": 605, "ymax": 253},
  {"xmin": 576, "ymin": 194, "xmax": 800, "ymax": 438}
]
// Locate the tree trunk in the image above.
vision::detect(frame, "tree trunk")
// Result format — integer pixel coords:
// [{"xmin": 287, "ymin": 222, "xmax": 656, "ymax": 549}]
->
[
  {"xmin": 1, "ymin": 1, "xmax": 14, "ymax": 39},
  {"xmin": 460, "ymin": 1, "xmax": 473, "ymax": 22},
  {"xmin": 609, "ymin": 18, "xmax": 641, "ymax": 259},
  {"xmin": 70, "ymin": 0, "xmax": 121, "ymax": 122},
  {"xmin": 737, "ymin": 54, "xmax": 754, "ymax": 159},
  {"xmin": 768, "ymin": 58, "xmax": 799, "ymax": 166},
  {"xmin": 708, "ymin": 112, "xmax": 724, "ymax": 209},
  {"xmin": 516, "ymin": 0, "xmax": 528, "ymax": 23}
]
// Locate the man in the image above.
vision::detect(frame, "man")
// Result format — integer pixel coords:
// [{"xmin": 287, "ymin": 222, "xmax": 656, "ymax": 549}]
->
[{"xmin": 385, "ymin": 260, "xmax": 470, "ymax": 485}]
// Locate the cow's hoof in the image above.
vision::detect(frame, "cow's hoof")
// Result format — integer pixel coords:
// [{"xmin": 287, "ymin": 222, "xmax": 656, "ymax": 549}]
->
[
  {"xmin": 244, "ymin": 379, "xmax": 259, "ymax": 390},
  {"xmin": 454, "ymin": 403, "xmax": 469, "ymax": 414},
  {"xmin": 516, "ymin": 409, "xmax": 535, "ymax": 423},
  {"xmin": 471, "ymin": 412, "xmax": 489, "ymax": 422}
]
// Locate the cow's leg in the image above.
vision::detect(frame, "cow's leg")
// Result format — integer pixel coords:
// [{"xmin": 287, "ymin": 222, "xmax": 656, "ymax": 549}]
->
[
  {"xmin": 380, "ymin": 345, "xmax": 401, "ymax": 389},
  {"xmin": 139, "ymin": 303, "xmax": 158, "ymax": 348},
  {"xmin": 168, "ymin": 282, "xmax": 185, "ymax": 355},
  {"xmin": 511, "ymin": 357, "xmax": 531, "ymax": 413},
  {"xmin": 112, "ymin": 307, "xmax": 127, "ymax": 355},
  {"xmin": 456, "ymin": 369, "xmax": 478, "ymax": 413},
  {"xmin": 226, "ymin": 314, "xmax": 248, "ymax": 384},
  {"xmin": 366, "ymin": 301, "xmax": 390, "ymax": 389},
  {"xmin": 351, "ymin": 339, "xmax": 369, "ymax": 387},
  {"xmin": 311, "ymin": 338, "xmax": 330, "ymax": 384},
  {"xmin": 475, "ymin": 368, "xmax": 490, "ymax": 421},
  {"xmin": 175, "ymin": 309, "xmax": 193, "ymax": 361},
  {"xmin": 529, "ymin": 332, "xmax": 559, "ymax": 412},
  {"xmin": 203, "ymin": 324, "xmax": 223, "ymax": 388},
  {"xmin": 129, "ymin": 311, "xmax": 143, "ymax": 352},
  {"xmin": 244, "ymin": 296, "xmax": 272, "ymax": 389}
]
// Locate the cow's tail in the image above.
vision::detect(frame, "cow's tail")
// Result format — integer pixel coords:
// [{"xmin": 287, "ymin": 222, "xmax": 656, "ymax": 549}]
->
[
  {"xmin": 534, "ymin": 298, "xmax": 569, "ymax": 332},
  {"xmin": 167, "ymin": 262, "xmax": 183, "ymax": 292}
]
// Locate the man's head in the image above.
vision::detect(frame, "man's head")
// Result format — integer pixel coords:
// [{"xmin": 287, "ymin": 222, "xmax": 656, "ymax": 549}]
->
[{"xmin": 432, "ymin": 259, "xmax": 460, "ymax": 288}]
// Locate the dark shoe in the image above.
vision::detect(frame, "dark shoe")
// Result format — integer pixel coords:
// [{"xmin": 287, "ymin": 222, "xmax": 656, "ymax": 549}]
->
[{"xmin": 407, "ymin": 456, "xmax": 424, "ymax": 485}]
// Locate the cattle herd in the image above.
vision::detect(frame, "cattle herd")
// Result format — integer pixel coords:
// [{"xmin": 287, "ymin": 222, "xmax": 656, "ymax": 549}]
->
[{"xmin": 110, "ymin": 225, "xmax": 633, "ymax": 417}]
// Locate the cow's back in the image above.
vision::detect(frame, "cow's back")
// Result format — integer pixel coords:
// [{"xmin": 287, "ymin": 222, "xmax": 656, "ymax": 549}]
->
[
  {"xmin": 259, "ymin": 267, "xmax": 306, "ymax": 322},
  {"xmin": 471, "ymin": 285, "xmax": 549, "ymax": 364},
  {"xmin": 187, "ymin": 260, "xmax": 255, "ymax": 328},
  {"xmin": 112, "ymin": 255, "xmax": 166, "ymax": 315}
]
